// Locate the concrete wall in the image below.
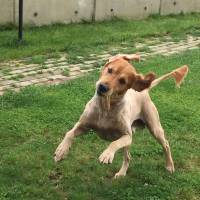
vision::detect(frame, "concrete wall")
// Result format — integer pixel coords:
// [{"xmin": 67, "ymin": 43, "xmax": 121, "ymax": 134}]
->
[
  {"xmin": 14, "ymin": 0, "xmax": 94, "ymax": 25},
  {"xmin": 0, "ymin": 0, "xmax": 14, "ymax": 24},
  {"xmin": 160, "ymin": 0, "xmax": 200, "ymax": 15},
  {"xmin": 95, "ymin": 0, "xmax": 160, "ymax": 21},
  {"xmin": 0, "ymin": 0, "xmax": 200, "ymax": 25}
]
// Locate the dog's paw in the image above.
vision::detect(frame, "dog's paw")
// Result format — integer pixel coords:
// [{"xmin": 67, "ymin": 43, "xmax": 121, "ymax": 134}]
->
[
  {"xmin": 166, "ymin": 164, "xmax": 175, "ymax": 174},
  {"xmin": 114, "ymin": 171, "xmax": 126, "ymax": 179},
  {"xmin": 54, "ymin": 142, "xmax": 69, "ymax": 162},
  {"xmin": 99, "ymin": 149, "xmax": 114, "ymax": 164}
]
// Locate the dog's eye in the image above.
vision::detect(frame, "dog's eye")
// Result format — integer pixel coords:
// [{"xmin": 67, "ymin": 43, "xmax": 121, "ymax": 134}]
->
[
  {"xmin": 108, "ymin": 68, "xmax": 112, "ymax": 74},
  {"xmin": 119, "ymin": 78, "xmax": 126, "ymax": 84}
]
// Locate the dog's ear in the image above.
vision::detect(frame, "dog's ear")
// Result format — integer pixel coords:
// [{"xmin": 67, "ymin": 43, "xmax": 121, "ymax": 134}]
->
[
  {"xmin": 109, "ymin": 54, "xmax": 140, "ymax": 62},
  {"xmin": 132, "ymin": 72, "xmax": 156, "ymax": 92}
]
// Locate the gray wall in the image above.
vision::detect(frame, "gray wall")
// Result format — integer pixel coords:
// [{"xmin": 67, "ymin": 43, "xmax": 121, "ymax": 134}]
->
[
  {"xmin": 0, "ymin": 0, "xmax": 14, "ymax": 24},
  {"xmin": 0, "ymin": 0, "xmax": 200, "ymax": 26}
]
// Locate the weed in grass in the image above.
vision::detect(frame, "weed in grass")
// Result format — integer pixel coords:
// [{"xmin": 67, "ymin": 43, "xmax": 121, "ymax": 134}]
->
[
  {"xmin": 37, "ymin": 70, "xmax": 43, "ymax": 75},
  {"xmin": 1, "ymin": 68, "xmax": 11, "ymax": 75},
  {"xmin": 48, "ymin": 70, "xmax": 54, "ymax": 75},
  {"xmin": 15, "ymin": 63, "xmax": 21, "ymax": 67},
  {"xmin": 10, "ymin": 83, "xmax": 17, "ymax": 88},
  {"xmin": 47, "ymin": 52, "xmax": 61, "ymax": 59},
  {"xmin": 62, "ymin": 68, "xmax": 70, "ymax": 76},
  {"xmin": 11, "ymin": 74, "xmax": 25, "ymax": 81},
  {"xmin": 137, "ymin": 46, "xmax": 152, "ymax": 53},
  {"xmin": 157, "ymin": 37, "xmax": 170, "ymax": 43},
  {"xmin": 67, "ymin": 56, "xmax": 81, "ymax": 64},
  {"xmin": 26, "ymin": 55, "xmax": 47, "ymax": 65},
  {"xmin": 93, "ymin": 61, "xmax": 104, "ymax": 68},
  {"xmin": 80, "ymin": 65, "xmax": 92, "ymax": 70},
  {"xmin": 40, "ymin": 64, "xmax": 48, "ymax": 70}
]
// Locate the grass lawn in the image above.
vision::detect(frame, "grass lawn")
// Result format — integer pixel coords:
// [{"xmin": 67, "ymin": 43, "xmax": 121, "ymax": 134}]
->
[
  {"xmin": 0, "ymin": 48, "xmax": 200, "ymax": 199},
  {"xmin": 0, "ymin": 13, "xmax": 200, "ymax": 62}
]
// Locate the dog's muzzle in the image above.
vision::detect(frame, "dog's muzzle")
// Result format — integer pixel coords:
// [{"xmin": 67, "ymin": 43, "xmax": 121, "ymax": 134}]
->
[{"xmin": 97, "ymin": 83, "xmax": 109, "ymax": 96}]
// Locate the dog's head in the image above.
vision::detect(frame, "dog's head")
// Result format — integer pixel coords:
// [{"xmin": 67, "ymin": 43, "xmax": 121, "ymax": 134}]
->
[{"xmin": 96, "ymin": 54, "xmax": 156, "ymax": 97}]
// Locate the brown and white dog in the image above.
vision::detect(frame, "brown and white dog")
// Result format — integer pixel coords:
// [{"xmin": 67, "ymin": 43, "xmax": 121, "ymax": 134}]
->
[{"xmin": 54, "ymin": 54, "xmax": 188, "ymax": 178}]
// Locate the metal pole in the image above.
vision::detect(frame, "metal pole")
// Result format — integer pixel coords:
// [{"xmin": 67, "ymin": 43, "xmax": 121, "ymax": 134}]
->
[
  {"xmin": 92, "ymin": 0, "xmax": 96, "ymax": 22},
  {"xmin": 18, "ymin": 0, "xmax": 23, "ymax": 41}
]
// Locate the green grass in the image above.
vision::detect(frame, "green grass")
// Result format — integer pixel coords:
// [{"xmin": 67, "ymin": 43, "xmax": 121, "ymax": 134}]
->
[
  {"xmin": 62, "ymin": 68, "xmax": 70, "ymax": 76},
  {"xmin": 10, "ymin": 74, "xmax": 25, "ymax": 81},
  {"xmin": 0, "ymin": 13, "xmax": 200, "ymax": 62},
  {"xmin": 137, "ymin": 45, "xmax": 152, "ymax": 53},
  {"xmin": 0, "ymin": 49, "xmax": 200, "ymax": 200},
  {"xmin": 25, "ymin": 55, "xmax": 47, "ymax": 65},
  {"xmin": 1, "ymin": 68, "xmax": 11, "ymax": 75}
]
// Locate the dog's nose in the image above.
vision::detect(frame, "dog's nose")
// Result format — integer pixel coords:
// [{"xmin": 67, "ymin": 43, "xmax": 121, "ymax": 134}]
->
[{"xmin": 98, "ymin": 83, "xmax": 109, "ymax": 94}]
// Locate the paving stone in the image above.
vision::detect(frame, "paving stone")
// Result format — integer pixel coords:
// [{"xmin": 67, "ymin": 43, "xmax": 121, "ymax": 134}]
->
[
  {"xmin": 56, "ymin": 61, "xmax": 68, "ymax": 66},
  {"xmin": 45, "ymin": 63, "xmax": 55, "ymax": 68},
  {"xmin": 21, "ymin": 76, "xmax": 36, "ymax": 81},
  {"xmin": 57, "ymin": 56, "xmax": 67, "ymax": 62},
  {"xmin": 2, "ymin": 75, "xmax": 14, "ymax": 80},
  {"xmin": 47, "ymin": 77, "xmax": 72, "ymax": 85},
  {"xmin": 0, "ymin": 85, "xmax": 12, "ymax": 91},
  {"xmin": 171, "ymin": 46, "xmax": 187, "ymax": 51},
  {"xmin": 89, "ymin": 54, "xmax": 96, "ymax": 56},
  {"xmin": 185, "ymin": 42, "xmax": 200, "ymax": 47},
  {"xmin": 9, "ymin": 68, "xmax": 34, "ymax": 74},
  {"xmin": 32, "ymin": 78, "xmax": 49, "ymax": 85},
  {"xmin": 97, "ymin": 54, "xmax": 111, "ymax": 58},
  {"xmin": 44, "ymin": 59, "xmax": 57, "ymax": 64},
  {"xmin": 0, "ymin": 91, "xmax": 4, "ymax": 95},
  {"xmin": 70, "ymin": 71, "xmax": 81, "ymax": 76},
  {"xmin": 30, "ymin": 79, "xmax": 42, "ymax": 84},
  {"xmin": 23, "ymin": 71, "xmax": 38, "ymax": 76},
  {"xmin": 135, "ymin": 43, "xmax": 145, "ymax": 48},
  {"xmin": 34, "ymin": 73, "xmax": 51, "ymax": 79},
  {"xmin": 0, "ymin": 80, "xmax": 17, "ymax": 86},
  {"xmin": 52, "ymin": 69, "xmax": 63, "ymax": 75},
  {"xmin": 68, "ymin": 64, "xmax": 82, "ymax": 68},
  {"xmin": 84, "ymin": 60, "xmax": 97, "ymax": 64},
  {"xmin": 0, "ymin": 35, "xmax": 199, "ymax": 95},
  {"xmin": 80, "ymin": 69, "xmax": 94, "ymax": 73},
  {"xmin": 70, "ymin": 66, "xmax": 80, "ymax": 72},
  {"xmin": 15, "ymin": 81, "xmax": 32, "ymax": 87},
  {"xmin": 48, "ymin": 75, "xmax": 67, "ymax": 80}
]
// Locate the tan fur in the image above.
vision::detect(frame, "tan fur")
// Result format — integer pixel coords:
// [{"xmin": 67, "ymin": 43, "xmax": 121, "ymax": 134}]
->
[
  {"xmin": 54, "ymin": 54, "xmax": 189, "ymax": 178},
  {"xmin": 150, "ymin": 65, "xmax": 189, "ymax": 89}
]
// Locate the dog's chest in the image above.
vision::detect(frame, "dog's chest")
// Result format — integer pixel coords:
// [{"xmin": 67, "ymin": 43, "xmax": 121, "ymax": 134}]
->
[{"xmin": 89, "ymin": 112, "xmax": 127, "ymax": 141}]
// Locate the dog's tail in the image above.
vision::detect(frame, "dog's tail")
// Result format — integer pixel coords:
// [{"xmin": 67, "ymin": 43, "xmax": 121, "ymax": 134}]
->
[{"xmin": 149, "ymin": 65, "xmax": 189, "ymax": 90}]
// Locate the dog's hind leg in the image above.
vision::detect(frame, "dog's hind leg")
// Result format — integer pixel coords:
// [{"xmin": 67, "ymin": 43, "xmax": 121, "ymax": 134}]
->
[
  {"xmin": 142, "ymin": 101, "xmax": 175, "ymax": 173},
  {"xmin": 114, "ymin": 147, "xmax": 131, "ymax": 179}
]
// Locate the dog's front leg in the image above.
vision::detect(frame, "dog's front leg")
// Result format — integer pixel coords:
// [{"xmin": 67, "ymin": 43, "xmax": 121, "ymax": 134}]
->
[
  {"xmin": 99, "ymin": 134, "xmax": 132, "ymax": 164},
  {"xmin": 54, "ymin": 122, "xmax": 86, "ymax": 162}
]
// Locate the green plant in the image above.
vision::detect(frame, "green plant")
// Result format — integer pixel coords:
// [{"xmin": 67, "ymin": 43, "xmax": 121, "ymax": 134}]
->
[{"xmin": 62, "ymin": 68, "xmax": 70, "ymax": 76}]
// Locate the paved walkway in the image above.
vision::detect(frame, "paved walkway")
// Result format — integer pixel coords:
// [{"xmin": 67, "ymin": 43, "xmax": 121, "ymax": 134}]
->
[{"xmin": 0, "ymin": 35, "xmax": 199, "ymax": 95}]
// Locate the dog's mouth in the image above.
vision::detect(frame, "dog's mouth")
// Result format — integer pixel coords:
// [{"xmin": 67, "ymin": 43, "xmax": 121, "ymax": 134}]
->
[
  {"xmin": 96, "ymin": 88, "xmax": 112, "ymax": 111},
  {"xmin": 97, "ymin": 89, "xmax": 125, "ymax": 111}
]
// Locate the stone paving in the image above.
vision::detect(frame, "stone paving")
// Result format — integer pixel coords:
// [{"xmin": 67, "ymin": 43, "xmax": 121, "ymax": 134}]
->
[{"xmin": 0, "ymin": 35, "xmax": 199, "ymax": 95}]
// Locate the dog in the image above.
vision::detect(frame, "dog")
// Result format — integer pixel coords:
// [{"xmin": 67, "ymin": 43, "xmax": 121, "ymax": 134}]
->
[{"xmin": 54, "ymin": 54, "xmax": 188, "ymax": 178}]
